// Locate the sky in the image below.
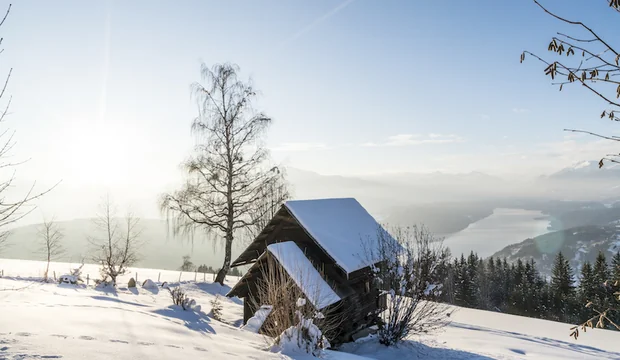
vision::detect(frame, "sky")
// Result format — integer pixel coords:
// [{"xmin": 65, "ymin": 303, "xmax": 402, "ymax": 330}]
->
[{"xmin": 0, "ymin": 0, "xmax": 618, "ymax": 221}]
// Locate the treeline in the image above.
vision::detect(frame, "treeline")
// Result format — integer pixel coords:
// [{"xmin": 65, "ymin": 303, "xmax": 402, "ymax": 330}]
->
[
  {"xmin": 438, "ymin": 250, "xmax": 620, "ymax": 328},
  {"xmin": 179, "ymin": 255, "xmax": 243, "ymax": 277}
]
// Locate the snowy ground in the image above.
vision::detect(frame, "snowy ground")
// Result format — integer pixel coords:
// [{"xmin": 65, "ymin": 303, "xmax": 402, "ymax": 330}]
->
[{"xmin": 1, "ymin": 259, "xmax": 620, "ymax": 359}]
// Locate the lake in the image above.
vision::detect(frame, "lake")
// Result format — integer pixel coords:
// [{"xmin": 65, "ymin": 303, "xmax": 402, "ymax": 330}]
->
[{"xmin": 443, "ymin": 208, "xmax": 550, "ymax": 258}]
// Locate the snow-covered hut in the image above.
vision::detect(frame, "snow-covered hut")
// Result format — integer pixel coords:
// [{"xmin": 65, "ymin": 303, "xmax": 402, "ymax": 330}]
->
[{"xmin": 226, "ymin": 198, "xmax": 395, "ymax": 343}]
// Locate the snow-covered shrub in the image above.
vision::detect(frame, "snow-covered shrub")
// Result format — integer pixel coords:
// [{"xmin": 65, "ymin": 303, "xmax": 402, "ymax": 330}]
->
[
  {"xmin": 168, "ymin": 286, "xmax": 201, "ymax": 311},
  {"xmin": 364, "ymin": 225, "xmax": 451, "ymax": 346},
  {"xmin": 209, "ymin": 294, "xmax": 223, "ymax": 321},
  {"xmin": 242, "ymin": 305, "xmax": 273, "ymax": 333},
  {"xmin": 169, "ymin": 286, "xmax": 188, "ymax": 308},
  {"xmin": 59, "ymin": 261, "xmax": 85, "ymax": 285},
  {"xmin": 272, "ymin": 298, "xmax": 330, "ymax": 357},
  {"xmin": 142, "ymin": 279, "xmax": 157, "ymax": 289},
  {"xmin": 58, "ymin": 274, "xmax": 79, "ymax": 285}
]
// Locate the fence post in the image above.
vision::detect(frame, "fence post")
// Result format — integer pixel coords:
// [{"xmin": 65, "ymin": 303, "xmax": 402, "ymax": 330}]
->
[
  {"xmin": 194, "ymin": 271, "xmax": 197, "ymax": 282},
  {"xmin": 87, "ymin": 274, "xmax": 90, "ymax": 286},
  {"xmin": 203, "ymin": 272, "xmax": 206, "ymax": 282},
  {"xmin": 158, "ymin": 272, "xmax": 161, "ymax": 282},
  {"xmin": 135, "ymin": 272, "xmax": 138, "ymax": 283},
  {"xmin": 53, "ymin": 271, "xmax": 56, "ymax": 281},
  {"xmin": 178, "ymin": 272, "xmax": 182, "ymax": 283}
]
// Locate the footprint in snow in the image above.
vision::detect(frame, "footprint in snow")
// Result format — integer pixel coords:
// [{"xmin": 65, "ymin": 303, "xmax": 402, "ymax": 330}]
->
[
  {"xmin": 509, "ymin": 348, "xmax": 526, "ymax": 355},
  {"xmin": 137, "ymin": 341, "xmax": 154, "ymax": 346},
  {"xmin": 78, "ymin": 336, "xmax": 95, "ymax": 341},
  {"xmin": 109, "ymin": 339, "xmax": 129, "ymax": 344},
  {"xmin": 164, "ymin": 344, "xmax": 182, "ymax": 349},
  {"xmin": 50, "ymin": 335, "xmax": 67, "ymax": 339},
  {"xmin": 193, "ymin": 347, "xmax": 207, "ymax": 352},
  {"xmin": 15, "ymin": 332, "xmax": 31, "ymax": 337}
]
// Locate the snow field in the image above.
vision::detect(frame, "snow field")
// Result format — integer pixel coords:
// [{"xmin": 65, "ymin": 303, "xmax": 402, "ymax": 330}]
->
[{"xmin": 1, "ymin": 258, "xmax": 620, "ymax": 359}]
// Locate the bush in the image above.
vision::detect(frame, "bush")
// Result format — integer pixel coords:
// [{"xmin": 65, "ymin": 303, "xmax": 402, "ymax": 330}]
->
[
  {"xmin": 128, "ymin": 278, "xmax": 136, "ymax": 288},
  {"xmin": 169, "ymin": 286, "xmax": 189, "ymax": 308},
  {"xmin": 168, "ymin": 286, "xmax": 201, "ymax": 311},
  {"xmin": 364, "ymin": 225, "xmax": 451, "ymax": 346},
  {"xmin": 210, "ymin": 294, "xmax": 223, "ymax": 321},
  {"xmin": 272, "ymin": 297, "xmax": 330, "ymax": 356}
]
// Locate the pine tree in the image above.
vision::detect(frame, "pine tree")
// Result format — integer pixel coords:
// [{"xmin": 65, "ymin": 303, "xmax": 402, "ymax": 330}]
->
[
  {"xmin": 466, "ymin": 252, "xmax": 480, "ymax": 307},
  {"xmin": 612, "ymin": 251, "xmax": 620, "ymax": 282},
  {"xmin": 579, "ymin": 261, "xmax": 597, "ymax": 320},
  {"xmin": 593, "ymin": 251, "xmax": 612, "ymax": 309},
  {"xmin": 476, "ymin": 258, "xmax": 490, "ymax": 310},
  {"xmin": 510, "ymin": 259, "xmax": 527, "ymax": 315},
  {"xmin": 550, "ymin": 252, "xmax": 576, "ymax": 322},
  {"xmin": 579, "ymin": 261, "xmax": 597, "ymax": 302}
]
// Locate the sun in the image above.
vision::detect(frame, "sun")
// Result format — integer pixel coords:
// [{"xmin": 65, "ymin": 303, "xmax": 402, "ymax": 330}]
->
[{"xmin": 59, "ymin": 120, "xmax": 139, "ymax": 186}]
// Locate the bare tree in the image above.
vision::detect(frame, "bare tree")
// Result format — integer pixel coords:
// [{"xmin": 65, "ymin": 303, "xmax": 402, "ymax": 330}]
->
[
  {"xmin": 37, "ymin": 216, "xmax": 64, "ymax": 281},
  {"xmin": 160, "ymin": 62, "xmax": 283, "ymax": 285},
  {"xmin": 89, "ymin": 195, "xmax": 142, "ymax": 286},
  {"xmin": 521, "ymin": 0, "xmax": 620, "ymax": 167},
  {"xmin": 247, "ymin": 169, "xmax": 290, "ymax": 240},
  {"xmin": 364, "ymin": 225, "xmax": 451, "ymax": 346},
  {"xmin": 0, "ymin": 4, "xmax": 56, "ymax": 254}
]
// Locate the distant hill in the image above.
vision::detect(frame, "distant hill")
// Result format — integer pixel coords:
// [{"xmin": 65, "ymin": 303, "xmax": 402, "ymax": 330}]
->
[
  {"xmin": 490, "ymin": 225, "xmax": 620, "ymax": 278},
  {"xmin": 0, "ymin": 218, "xmax": 247, "ymax": 271}
]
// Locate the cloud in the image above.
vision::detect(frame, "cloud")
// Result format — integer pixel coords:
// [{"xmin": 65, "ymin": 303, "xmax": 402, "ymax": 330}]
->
[
  {"xmin": 366, "ymin": 133, "xmax": 464, "ymax": 147},
  {"xmin": 512, "ymin": 108, "xmax": 529, "ymax": 114},
  {"xmin": 270, "ymin": 142, "xmax": 329, "ymax": 152}
]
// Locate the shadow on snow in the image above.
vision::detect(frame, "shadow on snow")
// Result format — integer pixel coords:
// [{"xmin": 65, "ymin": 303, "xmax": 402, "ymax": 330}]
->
[
  {"xmin": 449, "ymin": 322, "xmax": 620, "ymax": 358},
  {"xmin": 337, "ymin": 338, "xmax": 496, "ymax": 360},
  {"xmin": 153, "ymin": 305, "xmax": 216, "ymax": 334}
]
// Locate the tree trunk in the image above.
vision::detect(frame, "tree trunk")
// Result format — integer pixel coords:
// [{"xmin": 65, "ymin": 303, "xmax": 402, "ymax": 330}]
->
[{"xmin": 215, "ymin": 233, "xmax": 233, "ymax": 285}]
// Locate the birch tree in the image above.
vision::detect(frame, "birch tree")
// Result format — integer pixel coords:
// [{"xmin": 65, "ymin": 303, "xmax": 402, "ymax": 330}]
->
[{"xmin": 160, "ymin": 63, "xmax": 285, "ymax": 285}]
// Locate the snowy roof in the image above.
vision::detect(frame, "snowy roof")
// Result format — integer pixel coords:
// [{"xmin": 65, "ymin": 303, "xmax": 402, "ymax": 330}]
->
[
  {"xmin": 267, "ymin": 241, "xmax": 341, "ymax": 309},
  {"xmin": 284, "ymin": 198, "xmax": 396, "ymax": 275}
]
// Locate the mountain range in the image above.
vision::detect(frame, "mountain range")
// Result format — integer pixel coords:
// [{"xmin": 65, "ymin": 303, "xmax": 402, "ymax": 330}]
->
[{"xmin": 491, "ymin": 225, "xmax": 620, "ymax": 278}]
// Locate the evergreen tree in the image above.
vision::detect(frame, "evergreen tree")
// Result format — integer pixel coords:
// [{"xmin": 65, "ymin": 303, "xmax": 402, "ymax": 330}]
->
[
  {"xmin": 510, "ymin": 259, "xmax": 527, "ymax": 315},
  {"xmin": 476, "ymin": 258, "xmax": 490, "ymax": 310},
  {"xmin": 550, "ymin": 252, "xmax": 576, "ymax": 322},
  {"xmin": 525, "ymin": 259, "xmax": 544, "ymax": 317},
  {"xmin": 466, "ymin": 252, "xmax": 480, "ymax": 307},
  {"xmin": 579, "ymin": 261, "xmax": 597, "ymax": 302},
  {"xmin": 578, "ymin": 261, "xmax": 597, "ymax": 320},
  {"xmin": 612, "ymin": 251, "xmax": 620, "ymax": 281},
  {"xmin": 593, "ymin": 251, "xmax": 612, "ymax": 309}
]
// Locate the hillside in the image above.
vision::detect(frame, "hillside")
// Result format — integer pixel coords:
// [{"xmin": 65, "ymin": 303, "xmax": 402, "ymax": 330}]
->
[
  {"xmin": 490, "ymin": 225, "xmax": 620, "ymax": 277},
  {"xmin": 0, "ymin": 218, "xmax": 247, "ymax": 271},
  {"xmin": 1, "ymin": 258, "xmax": 619, "ymax": 359}
]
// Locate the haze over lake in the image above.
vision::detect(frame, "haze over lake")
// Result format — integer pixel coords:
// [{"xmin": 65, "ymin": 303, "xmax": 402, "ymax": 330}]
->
[{"xmin": 443, "ymin": 208, "xmax": 551, "ymax": 258}]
